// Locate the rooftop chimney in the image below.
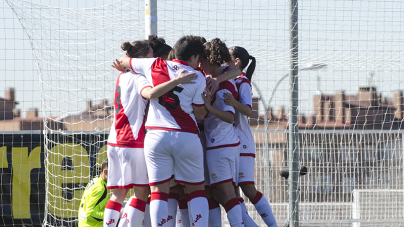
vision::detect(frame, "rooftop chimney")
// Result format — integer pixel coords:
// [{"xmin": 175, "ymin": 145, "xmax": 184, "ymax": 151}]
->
[{"xmin": 5, "ymin": 87, "xmax": 15, "ymax": 101}]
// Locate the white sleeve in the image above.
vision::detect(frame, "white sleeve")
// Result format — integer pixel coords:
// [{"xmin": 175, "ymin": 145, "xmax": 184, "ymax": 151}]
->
[
  {"xmin": 216, "ymin": 89, "xmax": 235, "ymax": 114},
  {"xmin": 238, "ymin": 82, "xmax": 253, "ymax": 109},
  {"xmin": 129, "ymin": 58, "xmax": 156, "ymax": 75},
  {"xmin": 135, "ymin": 74, "xmax": 152, "ymax": 96},
  {"xmin": 192, "ymin": 73, "xmax": 206, "ymax": 106}
]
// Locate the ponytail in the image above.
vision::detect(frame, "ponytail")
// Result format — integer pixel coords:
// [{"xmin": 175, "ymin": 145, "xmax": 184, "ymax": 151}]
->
[
  {"xmin": 230, "ymin": 46, "xmax": 256, "ymax": 81},
  {"xmin": 245, "ymin": 55, "xmax": 256, "ymax": 81}
]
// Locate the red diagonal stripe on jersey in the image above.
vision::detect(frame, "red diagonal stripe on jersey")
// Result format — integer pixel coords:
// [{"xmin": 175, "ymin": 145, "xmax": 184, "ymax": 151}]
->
[
  {"xmin": 114, "ymin": 74, "xmax": 145, "ymax": 146},
  {"xmin": 150, "ymin": 59, "xmax": 198, "ymax": 134}
]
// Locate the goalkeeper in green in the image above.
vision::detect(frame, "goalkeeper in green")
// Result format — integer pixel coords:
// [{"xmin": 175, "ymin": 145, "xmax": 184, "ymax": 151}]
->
[{"xmin": 78, "ymin": 158, "xmax": 109, "ymax": 227}]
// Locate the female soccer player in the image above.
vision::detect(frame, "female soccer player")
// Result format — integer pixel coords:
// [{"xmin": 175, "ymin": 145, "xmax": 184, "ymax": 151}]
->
[
  {"xmin": 224, "ymin": 46, "xmax": 277, "ymax": 227},
  {"xmin": 104, "ymin": 40, "xmax": 197, "ymax": 227},
  {"xmin": 200, "ymin": 38, "xmax": 244, "ymax": 227}
]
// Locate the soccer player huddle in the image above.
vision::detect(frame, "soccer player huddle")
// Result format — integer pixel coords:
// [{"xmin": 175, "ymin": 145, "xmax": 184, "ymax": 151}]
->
[{"xmin": 102, "ymin": 35, "xmax": 277, "ymax": 227}]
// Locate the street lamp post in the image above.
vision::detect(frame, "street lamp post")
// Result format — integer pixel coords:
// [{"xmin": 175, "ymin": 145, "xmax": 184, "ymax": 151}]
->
[{"xmin": 250, "ymin": 63, "xmax": 327, "ymax": 130}]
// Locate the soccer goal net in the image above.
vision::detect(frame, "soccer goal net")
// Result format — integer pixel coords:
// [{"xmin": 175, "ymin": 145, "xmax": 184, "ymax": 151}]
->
[{"xmin": 1, "ymin": 0, "xmax": 404, "ymax": 226}]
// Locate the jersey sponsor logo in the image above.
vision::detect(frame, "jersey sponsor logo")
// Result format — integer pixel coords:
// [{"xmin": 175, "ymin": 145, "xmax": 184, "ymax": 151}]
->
[
  {"xmin": 173, "ymin": 65, "xmax": 179, "ymax": 71},
  {"xmin": 239, "ymin": 172, "xmax": 245, "ymax": 178},
  {"xmin": 105, "ymin": 219, "xmax": 115, "ymax": 225},
  {"xmin": 211, "ymin": 173, "xmax": 217, "ymax": 179}
]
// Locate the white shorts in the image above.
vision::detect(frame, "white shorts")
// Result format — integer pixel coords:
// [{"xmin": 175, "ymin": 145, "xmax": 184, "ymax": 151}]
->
[
  {"xmin": 238, "ymin": 155, "xmax": 255, "ymax": 185},
  {"xmin": 144, "ymin": 130, "xmax": 204, "ymax": 185},
  {"xmin": 206, "ymin": 145, "xmax": 240, "ymax": 187},
  {"xmin": 107, "ymin": 146, "xmax": 149, "ymax": 189}
]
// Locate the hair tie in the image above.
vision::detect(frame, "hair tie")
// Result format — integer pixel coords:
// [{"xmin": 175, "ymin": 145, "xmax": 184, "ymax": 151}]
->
[{"xmin": 249, "ymin": 55, "xmax": 253, "ymax": 60}]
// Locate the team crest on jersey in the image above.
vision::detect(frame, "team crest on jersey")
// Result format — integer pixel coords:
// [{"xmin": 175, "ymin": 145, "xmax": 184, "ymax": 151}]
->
[
  {"xmin": 243, "ymin": 145, "xmax": 247, "ymax": 149},
  {"xmin": 211, "ymin": 173, "xmax": 217, "ymax": 179},
  {"xmin": 173, "ymin": 65, "xmax": 179, "ymax": 71},
  {"xmin": 211, "ymin": 139, "xmax": 215, "ymax": 143}
]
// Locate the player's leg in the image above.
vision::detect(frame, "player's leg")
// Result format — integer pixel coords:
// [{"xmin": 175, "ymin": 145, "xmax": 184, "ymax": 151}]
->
[
  {"xmin": 118, "ymin": 147, "xmax": 150, "ymax": 227},
  {"xmin": 205, "ymin": 186, "xmax": 221, "ymax": 227},
  {"xmin": 172, "ymin": 131, "xmax": 208, "ymax": 227},
  {"xmin": 105, "ymin": 146, "xmax": 133, "ymax": 227},
  {"xmin": 178, "ymin": 187, "xmax": 190, "ymax": 227},
  {"xmin": 237, "ymin": 156, "xmax": 258, "ymax": 227},
  {"xmin": 120, "ymin": 186, "xmax": 150, "ymax": 227},
  {"xmin": 166, "ymin": 181, "xmax": 181, "ymax": 227},
  {"xmin": 241, "ymin": 184, "xmax": 277, "ymax": 227},
  {"xmin": 104, "ymin": 188, "xmax": 130, "ymax": 227},
  {"xmin": 207, "ymin": 146, "xmax": 244, "ymax": 227},
  {"xmin": 144, "ymin": 130, "xmax": 175, "ymax": 227},
  {"xmin": 235, "ymin": 186, "xmax": 258, "ymax": 227}
]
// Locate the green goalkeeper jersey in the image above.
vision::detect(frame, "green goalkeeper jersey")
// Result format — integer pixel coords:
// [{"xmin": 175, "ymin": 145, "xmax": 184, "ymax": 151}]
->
[{"xmin": 78, "ymin": 177, "xmax": 109, "ymax": 227}]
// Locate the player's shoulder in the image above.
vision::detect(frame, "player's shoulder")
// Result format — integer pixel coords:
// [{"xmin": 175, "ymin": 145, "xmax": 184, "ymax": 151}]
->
[
  {"xmin": 236, "ymin": 76, "xmax": 251, "ymax": 87},
  {"xmin": 219, "ymin": 79, "xmax": 237, "ymax": 92}
]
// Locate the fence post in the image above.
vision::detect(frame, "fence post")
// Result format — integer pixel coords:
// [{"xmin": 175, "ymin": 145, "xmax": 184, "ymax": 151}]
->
[
  {"xmin": 289, "ymin": 0, "xmax": 299, "ymax": 226},
  {"xmin": 145, "ymin": 0, "xmax": 157, "ymax": 38}
]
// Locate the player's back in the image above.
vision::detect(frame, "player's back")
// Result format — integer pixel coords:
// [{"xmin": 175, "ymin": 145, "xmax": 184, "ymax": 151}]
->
[
  {"xmin": 107, "ymin": 70, "xmax": 150, "ymax": 147},
  {"xmin": 129, "ymin": 57, "xmax": 206, "ymax": 135}
]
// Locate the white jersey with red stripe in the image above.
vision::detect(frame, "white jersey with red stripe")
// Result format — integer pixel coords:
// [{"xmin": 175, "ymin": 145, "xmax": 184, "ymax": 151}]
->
[
  {"xmin": 203, "ymin": 70, "xmax": 240, "ymax": 150},
  {"xmin": 235, "ymin": 74, "xmax": 255, "ymax": 156},
  {"xmin": 107, "ymin": 71, "xmax": 151, "ymax": 148},
  {"xmin": 129, "ymin": 57, "xmax": 206, "ymax": 134}
]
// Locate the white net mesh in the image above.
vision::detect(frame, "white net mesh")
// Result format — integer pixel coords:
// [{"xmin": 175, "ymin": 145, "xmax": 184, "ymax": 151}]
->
[{"xmin": 1, "ymin": 0, "xmax": 404, "ymax": 226}]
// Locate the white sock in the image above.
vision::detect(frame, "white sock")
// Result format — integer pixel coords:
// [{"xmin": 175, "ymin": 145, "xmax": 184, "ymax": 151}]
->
[
  {"xmin": 167, "ymin": 193, "xmax": 180, "ymax": 227},
  {"xmin": 251, "ymin": 191, "xmax": 277, "ymax": 227},
  {"xmin": 150, "ymin": 192, "xmax": 169, "ymax": 227},
  {"xmin": 143, "ymin": 198, "xmax": 151, "ymax": 227},
  {"xmin": 239, "ymin": 198, "xmax": 258, "ymax": 227},
  {"xmin": 104, "ymin": 200, "xmax": 122, "ymax": 227},
  {"xmin": 119, "ymin": 197, "xmax": 146, "ymax": 227},
  {"xmin": 208, "ymin": 198, "xmax": 221, "ymax": 227},
  {"xmin": 187, "ymin": 190, "xmax": 208, "ymax": 227},
  {"xmin": 179, "ymin": 199, "xmax": 190, "ymax": 227},
  {"xmin": 224, "ymin": 198, "xmax": 244, "ymax": 227}
]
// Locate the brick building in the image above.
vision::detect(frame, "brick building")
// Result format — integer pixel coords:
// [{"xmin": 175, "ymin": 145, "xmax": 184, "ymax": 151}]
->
[{"xmin": 0, "ymin": 88, "xmax": 64, "ymax": 131}]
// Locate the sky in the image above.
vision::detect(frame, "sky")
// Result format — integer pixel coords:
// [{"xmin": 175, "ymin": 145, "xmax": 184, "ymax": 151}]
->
[{"xmin": 1, "ymin": 0, "xmax": 404, "ymax": 119}]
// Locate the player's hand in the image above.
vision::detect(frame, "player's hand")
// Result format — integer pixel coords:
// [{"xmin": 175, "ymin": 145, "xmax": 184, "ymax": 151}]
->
[
  {"xmin": 206, "ymin": 77, "xmax": 219, "ymax": 94},
  {"xmin": 202, "ymin": 90, "xmax": 212, "ymax": 107},
  {"xmin": 111, "ymin": 59, "xmax": 126, "ymax": 72},
  {"xmin": 223, "ymin": 92, "xmax": 237, "ymax": 107},
  {"xmin": 175, "ymin": 69, "xmax": 198, "ymax": 84}
]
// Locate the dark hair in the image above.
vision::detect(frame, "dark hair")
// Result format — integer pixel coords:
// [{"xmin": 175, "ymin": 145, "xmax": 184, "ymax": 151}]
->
[
  {"xmin": 202, "ymin": 38, "xmax": 231, "ymax": 67},
  {"xmin": 173, "ymin": 35, "xmax": 205, "ymax": 61},
  {"xmin": 148, "ymin": 35, "xmax": 172, "ymax": 59},
  {"xmin": 121, "ymin": 40, "xmax": 150, "ymax": 58},
  {"xmin": 101, "ymin": 158, "xmax": 108, "ymax": 172},
  {"xmin": 230, "ymin": 46, "xmax": 256, "ymax": 81}
]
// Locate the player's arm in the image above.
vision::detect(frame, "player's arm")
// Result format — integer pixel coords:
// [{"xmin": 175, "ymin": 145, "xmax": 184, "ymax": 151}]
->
[
  {"xmin": 202, "ymin": 91, "xmax": 234, "ymax": 123},
  {"xmin": 193, "ymin": 105, "xmax": 208, "ymax": 122},
  {"xmin": 84, "ymin": 184, "xmax": 107, "ymax": 222},
  {"xmin": 192, "ymin": 75, "xmax": 209, "ymax": 121},
  {"xmin": 223, "ymin": 93, "xmax": 252, "ymax": 117},
  {"xmin": 141, "ymin": 70, "xmax": 197, "ymax": 99},
  {"xmin": 206, "ymin": 67, "xmax": 241, "ymax": 93}
]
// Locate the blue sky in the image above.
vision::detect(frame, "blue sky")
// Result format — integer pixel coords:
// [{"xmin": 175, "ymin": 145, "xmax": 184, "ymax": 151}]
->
[{"xmin": 1, "ymin": 0, "xmax": 403, "ymax": 118}]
